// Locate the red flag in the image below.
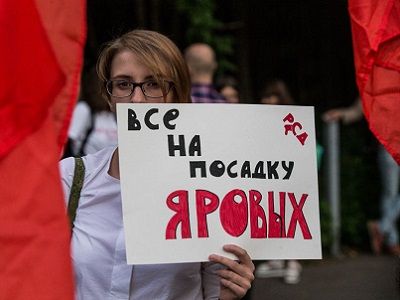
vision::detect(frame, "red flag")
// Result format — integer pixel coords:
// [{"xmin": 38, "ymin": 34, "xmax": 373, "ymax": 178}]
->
[
  {"xmin": 348, "ymin": 0, "xmax": 400, "ymax": 164},
  {"xmin": 0, "ymin": 0, "xmax": 86, "ymax": 299}
]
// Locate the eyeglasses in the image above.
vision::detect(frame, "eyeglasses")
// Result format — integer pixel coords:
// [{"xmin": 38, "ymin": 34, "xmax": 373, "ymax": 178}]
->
[{"xmin": 106, "ymin": 79, "xmax": 173, "ymax": 98}]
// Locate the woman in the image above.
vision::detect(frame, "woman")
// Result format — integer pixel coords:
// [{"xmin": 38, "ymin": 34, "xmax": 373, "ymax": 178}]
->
[{"xmin": 60, "ymin": 29, "xmax": 254, "ymax": 300}]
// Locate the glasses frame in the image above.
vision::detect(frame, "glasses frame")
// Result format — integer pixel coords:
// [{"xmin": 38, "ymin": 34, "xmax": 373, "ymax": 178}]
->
[{"xmin": 106, "ymin": 79, "xmax": 173, "ymax": 98}]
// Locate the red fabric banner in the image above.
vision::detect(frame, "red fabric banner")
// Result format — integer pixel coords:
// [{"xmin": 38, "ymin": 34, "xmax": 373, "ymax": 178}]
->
[
  {"xmin": 0, "ymin": 0, "xmax": 86, "ymax": 299},
  {"xmin": 348, "ymin": 0, "xmax": 400, "ymax": 164}
]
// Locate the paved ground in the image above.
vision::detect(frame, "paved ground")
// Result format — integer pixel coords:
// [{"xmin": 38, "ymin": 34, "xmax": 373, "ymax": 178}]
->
[{"xmin": 247, "ymin": 254, "xmax": 399, "ymax": 300}]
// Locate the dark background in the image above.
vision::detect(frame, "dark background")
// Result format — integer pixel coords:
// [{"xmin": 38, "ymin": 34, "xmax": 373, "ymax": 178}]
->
[
  {"xmin": 85, "ymin": 0, "xmax": 358, "ymax": 107},
  {"xmin": 84, "ymin": 0, "xmax": 382, "ymax": 253}
]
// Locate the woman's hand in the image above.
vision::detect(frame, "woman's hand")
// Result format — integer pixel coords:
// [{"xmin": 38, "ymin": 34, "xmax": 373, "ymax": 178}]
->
[{"xmin": 209, "ymin": 244, "xmax": 255, "ymax": 300}]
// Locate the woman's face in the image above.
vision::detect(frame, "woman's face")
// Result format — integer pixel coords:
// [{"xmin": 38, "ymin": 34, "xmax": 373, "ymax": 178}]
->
[{"xmin": 108, "ymin": 50, "xmax": 173, "ymax": 112}]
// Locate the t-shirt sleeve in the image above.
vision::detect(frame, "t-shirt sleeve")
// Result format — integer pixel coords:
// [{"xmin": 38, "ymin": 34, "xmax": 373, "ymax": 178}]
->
[
  {"xmin": 59, "ymin": 156, "xmax": 76, "ymax": 208},
  {"xmin": 201, "ymin": 262, "xmax": 224, "ymax": 299}
]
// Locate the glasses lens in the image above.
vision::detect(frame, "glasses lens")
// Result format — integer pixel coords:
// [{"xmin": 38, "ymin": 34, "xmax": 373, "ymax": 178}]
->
[
  {"xmin": 143, "ymin": 80, "xmax": 172, "ymax": 98},
  {"xmin": 107, "ymin": 80, "xmax": 133, "ymax": 97}
]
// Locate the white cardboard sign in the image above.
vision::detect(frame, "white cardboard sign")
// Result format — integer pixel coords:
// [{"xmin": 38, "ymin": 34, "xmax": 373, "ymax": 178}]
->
[{"xmin": 117, "ymin": 103, "xmax": 322, "ymax": 264}]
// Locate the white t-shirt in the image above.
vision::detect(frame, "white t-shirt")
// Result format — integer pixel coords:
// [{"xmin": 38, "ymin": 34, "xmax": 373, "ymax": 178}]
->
[
  {"xmin": 68, "ymin": 101, "xmax": 118, "ymax": 155},
  {"xmin": 60, "ymin": 147, "xmax": 221, "ymax": 300}
]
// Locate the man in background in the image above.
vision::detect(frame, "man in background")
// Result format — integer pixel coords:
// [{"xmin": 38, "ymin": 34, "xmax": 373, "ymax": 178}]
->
[{"xmin": 184, "ymin": 43, "xmax": 226, "ymax": 103}]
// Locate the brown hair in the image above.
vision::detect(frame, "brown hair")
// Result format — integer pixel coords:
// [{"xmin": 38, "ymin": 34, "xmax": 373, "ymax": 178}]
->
[
  {"xmin": 96, "ymin": 29, "xmax": 191, "ymax": 103},
  {"xmin": 260, "ymin": 78, "xmax": 294, "ymax": 105}
]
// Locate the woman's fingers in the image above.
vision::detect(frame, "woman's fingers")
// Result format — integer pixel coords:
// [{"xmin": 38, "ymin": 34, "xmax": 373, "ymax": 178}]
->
[{"xmin": 209, "ymin": 244, "xmax": 255, "ymax": 297}]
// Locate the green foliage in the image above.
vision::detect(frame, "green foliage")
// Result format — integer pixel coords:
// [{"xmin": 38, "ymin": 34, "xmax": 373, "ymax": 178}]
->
[
  {"xmin": 176, "ymin": 0, "xmax": 220, "ymax": 43},
  {"xmin": 175, "ymin": 0, "xmax": 236, "ymax": 74},
  {"xmin": 338, "ymin": 122, "xmax": 380, "ymax": 250}
]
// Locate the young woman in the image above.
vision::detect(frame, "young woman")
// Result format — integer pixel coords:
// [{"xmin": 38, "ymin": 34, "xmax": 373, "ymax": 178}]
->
[{"xmin": 60, "ymin": 29, "xmax": 254, "ymax": 300}]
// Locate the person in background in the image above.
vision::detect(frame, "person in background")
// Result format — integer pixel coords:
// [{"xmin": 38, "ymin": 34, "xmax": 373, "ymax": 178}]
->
[
  {"xmin": 323, "ymin": 98, "xmax": 400, "ymax": 256},
  {"xmin": 184, "ymin": 43, "xmax": 226, "ymax": 103},
  {"xmin": 64, "ymin": 67, "xmax": 118, "ymax": 157},
  {"xmin": 255, "ymin": 78, "xmax": 303, "ymax": 284},
  {"xmin": 259, "ymin": 78, "xmax": 294, "ymax": 105},
  {"xmin": 216, "ymin": 75, "xmax": 240, "ymax": 104},
  {"xmin": 60, "ymin": 29, "xmax": 255, "ymax": 300}
]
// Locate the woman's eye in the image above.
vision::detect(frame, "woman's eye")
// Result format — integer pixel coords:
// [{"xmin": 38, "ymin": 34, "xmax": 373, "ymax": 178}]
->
[
  {"xmin": 116, "ymin": 81, "xmax": 132, "ymax": 89},
  {"xmin": 145, "ymin": 81, "xmax": 160, "ymax": 89}
]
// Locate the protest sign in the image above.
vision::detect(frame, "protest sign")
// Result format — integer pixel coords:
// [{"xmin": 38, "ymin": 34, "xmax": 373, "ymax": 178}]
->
[{"xmin": 117, "ymin": 103, "xmax": 321, "ymax": 264}]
